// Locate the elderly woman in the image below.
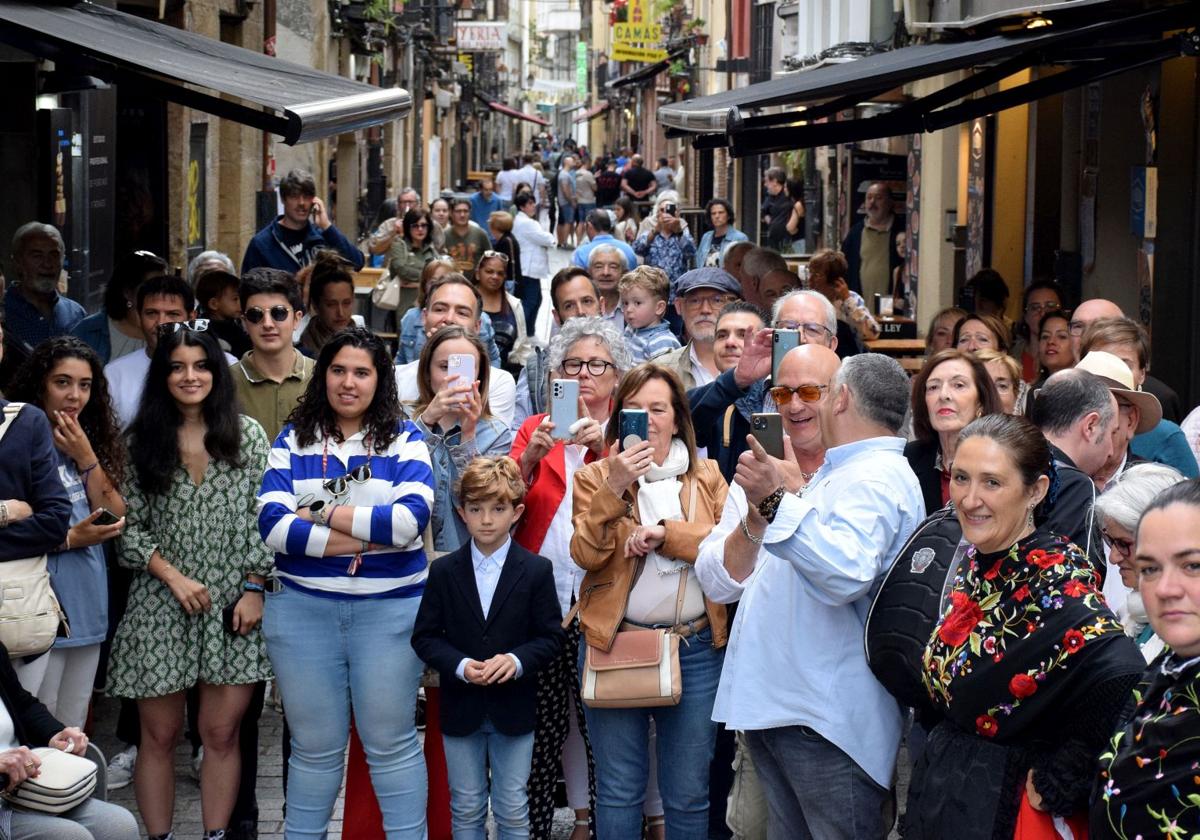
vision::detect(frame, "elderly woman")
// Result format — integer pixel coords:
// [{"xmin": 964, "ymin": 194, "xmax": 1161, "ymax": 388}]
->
[
  {"xmin": 925, "ymin": 306, "xmax": 967, "ymax": 356},
  {"xmin": 975, "ymin": 348, "xmax": 1028, "ymax": 417},
  {"xmin": 952, "ymin": 312, "xmax": 1011, "ymax": 354},
  {"xmin": 904, "ymin": 414, "xmax": 1144, "ymax": 839},
  {"xmin": 905, "ymin": 349, "xmax": 1004, "ymax": 516},
  {"xmin": 633, "ymin": 192, "xmax": 696, "ymax": 288},
  {"xmin": 570, "ymin": 363, "xmax": 730, "ymax": 840},
  {"xmin": 1091, "ymin": 478, "xmax": 1200, "ymax": 839},
  {"xmin": 1093, "ymin": 462, "xmax": 1185, "ymax": 662},
  {"xmin": 510, "ymin": 315, "xmax": 635, "ymax": 840}
]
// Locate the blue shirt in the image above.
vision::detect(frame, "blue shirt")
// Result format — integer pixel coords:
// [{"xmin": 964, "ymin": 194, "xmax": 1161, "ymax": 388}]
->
[
  {"xmin": 47, "ymin": 453, "xmax": 109, "ymax": 647},
  {"xmin": 571, "ymin": 234, "xmax": 638, "ymax": 273},
  {"xmin": 1131, "ymin": 419, "xmax": 1200, "ymax": 478},
  {"xmin": 624, "ymin": 320, "xmax": 682, "ymax": 364},
  {"xmin": 3, "ymin": 286, "xmax": 85, "ymax": 350},
  {"xmin": 695, "ymin": 436, "xmax": 925, "ymax": 787},
  {"xmin": 395, "ymin": 307, "xmax": 503, "ymax": 367},
  {"xmin": 468, "ymin": 192, "xmax": 506, "ymax": 237},
  {"xmin": 632, "ymin": 231, "xmax": 697, "ymax": 292}
]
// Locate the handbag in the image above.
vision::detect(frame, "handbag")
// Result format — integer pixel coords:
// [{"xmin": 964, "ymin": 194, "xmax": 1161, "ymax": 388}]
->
[
  {"xmin": 578, "ymin": 479, "xmax": 698, "ymax": 709},
  {"xmin": 371, "ymin": 274, "xmax": 401, "ymax": 311},
  {"xmin": 0, "ymin": 404, "xmax": 67, "ymax": 658},
  {"xmin": 1, "ymin": 747, "xmax": 98, "ymax": 814}
]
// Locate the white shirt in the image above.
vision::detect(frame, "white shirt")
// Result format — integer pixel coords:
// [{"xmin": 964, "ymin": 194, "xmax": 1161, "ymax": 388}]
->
[
  {"xmin": 455, "ymin": 537, "xmax": 523, "ymax": 681},
  {"xmin": 394, "ymin": 360, "xmax": 517, "ymax": 430},
  {"xmin": 0, "ymin": 700, "xmax": 17, "ymax": 750},
  {"xmin": 105, "ymin": 348, "xmax": 240, "ymax": 429},
  {"xmin": 541, "ymin": 443, "xmax": 588, "ymax": 614},
  {"xmin": 695, "ymin": 437, "xmax": 925, "ymax": 787},
  {"xmin": 495, "ymin": 169, "xmax": 522, "ymax": 202},
  {"xmin": 689, "ymin": 343, "xmax": 716, "ymax": 388},
  {"xmin": 513, "ymin": 211, "xmax": 557, "ymax": 279}
]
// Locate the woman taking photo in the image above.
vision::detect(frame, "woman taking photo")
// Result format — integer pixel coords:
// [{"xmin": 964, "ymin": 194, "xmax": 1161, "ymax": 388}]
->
[
  {"xmin": 475, "ymin": 251, "xmax": 530, "ymax": 373},
  {"xmin": 407, "ymin": 325, "xmax": 512, "ymax": 553},
  {"xmin": 570, "ymin": 363, "xmax": 730, "ymax": 840},
  {"xmin": 257, "ymin": 326, "xmax": 435, "ymax": 838},
  {"xmin": 384, "ymin": 209, "xmax": 443, "ymax": 316},
  {"xmin": 905, "ymin": 349, "xmax": 1003, "ymax": 516},
  {"xmin": 8, "ymin": 338, "xmax": 125, "ymax": 728},
  {"xmin": 510, "ymin": 316, "xmax": 636, "ymax": 840},
  {"xmin": 108, "ymin": 325, "xmax": 274, "ymax": 840},
  {"xmin": 695, "ymin": 199, "xmax": 748, "ymax": 269},
  {"xmin": 903, "ymin": 414, "xmax": 1144, "ymax": 839}
]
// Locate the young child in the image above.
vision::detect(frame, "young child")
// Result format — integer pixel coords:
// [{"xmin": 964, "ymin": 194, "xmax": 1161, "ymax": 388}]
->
[
  {"xmin": 195, "ymin": 268, "xmax": 252, "ymax": 357},
  {"xmin": 412, "ymin": 455, "xmax": 563, "ymax": 839},
  {"xmin": 619, "ymin": 265, "xmax": 682, "ymax": 363}
]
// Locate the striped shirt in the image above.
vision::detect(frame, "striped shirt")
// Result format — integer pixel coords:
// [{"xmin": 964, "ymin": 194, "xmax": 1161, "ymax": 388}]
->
[
  {"xmin": 257, "ymin": 420, "xmax": 435, "ymax": 599},
  {"xmin": 624, "ymin": 321, "xmax": 683, "ymax": 365}
]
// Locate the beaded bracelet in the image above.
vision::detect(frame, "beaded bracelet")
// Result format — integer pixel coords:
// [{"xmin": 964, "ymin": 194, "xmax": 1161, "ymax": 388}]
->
[{"xmin": 243, "ymin": 580, "xmax": 265, "ymax": 594}]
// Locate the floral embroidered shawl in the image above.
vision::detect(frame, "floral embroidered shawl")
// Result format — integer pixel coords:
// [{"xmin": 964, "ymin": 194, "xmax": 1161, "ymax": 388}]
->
[{"xmin": 922, "ymin": 529, "xmax": 1133, "ymax": 743}]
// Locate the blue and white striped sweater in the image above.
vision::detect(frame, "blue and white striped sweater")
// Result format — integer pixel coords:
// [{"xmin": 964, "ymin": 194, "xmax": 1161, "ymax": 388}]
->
[{"xmin": 257, "ymin": 420, "xmax": 435, "ymax": 599}]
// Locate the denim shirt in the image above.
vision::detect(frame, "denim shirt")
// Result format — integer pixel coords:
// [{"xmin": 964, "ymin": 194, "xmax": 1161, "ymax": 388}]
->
[
  {"xmin": 410, "ymin": 413, "xmax": 514, "ymax": 553},
  {"xmin": 395, "ymin": 308, "xmax": 503, "ymax": 368}
]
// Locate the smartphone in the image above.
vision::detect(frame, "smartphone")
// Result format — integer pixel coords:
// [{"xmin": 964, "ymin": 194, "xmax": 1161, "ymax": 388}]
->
[
  {"xmin": 222, "ymin": 599, "xmax": 240, "ymax": 635},
  {"xmin": 772, "ymin": 329, "xmax": 800, "ymax": 380},
  {"xmin": 549, "ymin": 379, "xmax": 580, "ymax": 441},
  {"xmin": 93, "ymin": 507, "xmax": 121, "ymax": 526},
  {"xmin": 751, "ymin": 413, "xmax": 785, "ymax": 460},
  {"xmin": 619, "ymin": 409, "xmax": 649, "ymax": 451},
  {"xmin": 662, "ymin": 202, "xmax": 678, "ymax": 216},
  {"xmin": 446, "ymin": 353, "xmax": 476, "ymax": 408}
]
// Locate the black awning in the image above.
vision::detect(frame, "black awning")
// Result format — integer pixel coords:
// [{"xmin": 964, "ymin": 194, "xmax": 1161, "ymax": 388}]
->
[
  {"xmin": 659, "ymin": 4, "xmax": 1197, "ymax": 155},
  {"xmin": 607, "ymin": 50, "xmax": 688, "ymax": 89},
  {"xmin": 0, "ymin": 0, "xmax": 412, "ymax": 145}
]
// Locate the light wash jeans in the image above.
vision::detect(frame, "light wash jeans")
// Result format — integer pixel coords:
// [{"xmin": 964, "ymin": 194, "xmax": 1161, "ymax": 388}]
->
[
  {"xmin": 582, "ymin": 627, "xmax": 723, "ymax": 840},
  {"xmin": 442, "ymin": 719, "xmax": 534, "ymax": 840},
  {"xmin": 262, "ymin": 585, "xmax": 427, "ymax": 839},
  {"xmin": 5, "ymin": 796, "xmax": 139, "ymax": 840}
]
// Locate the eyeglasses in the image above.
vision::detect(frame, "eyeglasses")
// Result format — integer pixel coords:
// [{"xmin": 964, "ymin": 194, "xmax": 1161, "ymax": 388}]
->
[
  {"xmin": 481, "ymin": 250, "xmax": 510, "ymax": 263},
  {"xmin": 1068, "ymin": 320, "xmax": 1089, "ymax": 336},
  {"xmin": 769, "ymin": 383, "xmax": 828, "ymax": 405},
  {"xmin": 298, "ymin": 464, "xmax": 372, "ymax": 505},
  {"xmin": 684, "ymin": 293, "xmax": 734, "ymax": 310},
  {"xmin": 561, "ymin": 358, "xmax": 616, "ymax": 376},
  {"xmin": 1025, "ymin": 301, "xmax": 1060, "ymax": 313},
  {"xmin": 243, "ymin": 305, "xmax": 292, "ymax": 324},
  {"xmin": 156, "ymin": 319, "xmax": 209, "ymax": 337},
  {"xmin": 774, "ymin": 321, "xmax": 833, "ymax": 343},
  {"xmin": 1101, "ymin": 529, "xmax": 1134, "ymax": 557}
]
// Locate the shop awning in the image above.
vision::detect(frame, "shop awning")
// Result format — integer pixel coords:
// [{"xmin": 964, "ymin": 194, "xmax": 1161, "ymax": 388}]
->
[
  {"xmin": 0, "ymin": 0, "xmax": 412, "ymax": 145},
  {"xmin": 607, "ymin": 50, "xmax": 688, "ymax": 89},
  {"xmin": 659, "ymin": 4, "xmax": 1198, "ymax": 156},
  {"xmin": 476, "ymin": 95, "xmax": 551, "ymax": 126},
  {"xmin": 573, "ymin": 101, "xmax": 611, "ymax": 123}
]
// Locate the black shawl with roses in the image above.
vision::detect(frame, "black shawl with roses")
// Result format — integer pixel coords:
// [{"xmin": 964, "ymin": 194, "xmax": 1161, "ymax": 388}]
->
[{"xmin": 902, "ymin": 529, "xmax": 1144, "ymax": 840}]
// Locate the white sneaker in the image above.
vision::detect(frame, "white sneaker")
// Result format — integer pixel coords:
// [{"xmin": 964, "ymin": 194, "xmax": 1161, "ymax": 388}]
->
[{"xmin": 106, "ymin": 745, "xmax": 136, "ymax": 789}]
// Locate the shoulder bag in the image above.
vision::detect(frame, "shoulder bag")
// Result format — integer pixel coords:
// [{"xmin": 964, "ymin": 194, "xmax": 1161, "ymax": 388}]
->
[
  {"xmin": 0, "ymin": 403, "xmax": 68, "ymax": 658},
  {"xmin": 1, "ymin": 748, "xmax": 97, "ymax": 814},
  {"xmin": 371, "ymin": 273, "xmax": 401, "ymax": 311}
]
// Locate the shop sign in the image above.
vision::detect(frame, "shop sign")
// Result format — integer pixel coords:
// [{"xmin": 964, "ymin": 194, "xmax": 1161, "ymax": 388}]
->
[
  {"xmin": 455, "ymin": 22, "xmax": 505, "ymax": 51},
  {"xmin": 613, "ymin": 0, "xmax": 666, "ymax": 63},
  {"xmin": 576, "ymin": 42, "xmax": 588, "ymax": 100}
]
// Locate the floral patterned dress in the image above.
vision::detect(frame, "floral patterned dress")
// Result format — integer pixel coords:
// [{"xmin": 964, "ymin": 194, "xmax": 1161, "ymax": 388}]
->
[
  {"xmin": 108, "ymin": 416, "xmax": 274, "ymax": 698},
  {"xmin": 902, "ymin": 530, "xmax": 1144, "ymax": 840}
]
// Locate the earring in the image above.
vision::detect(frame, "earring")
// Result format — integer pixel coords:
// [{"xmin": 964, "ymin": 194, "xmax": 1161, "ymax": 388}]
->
[{"xmin": 1027, "ymin": 505, "xmax": 1035, "ymax": 528}]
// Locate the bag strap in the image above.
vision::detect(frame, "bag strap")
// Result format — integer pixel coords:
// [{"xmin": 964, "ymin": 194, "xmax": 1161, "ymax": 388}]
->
[
  {"xmin": 673, "ymin": 477, "xmax": 697, "ymax": 628},
  {"xmin": 0, "ymin": 402, "xmax": 27, "ymax": 447}
]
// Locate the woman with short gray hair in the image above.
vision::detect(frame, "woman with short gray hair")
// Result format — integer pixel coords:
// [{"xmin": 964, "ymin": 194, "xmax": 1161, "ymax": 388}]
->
[{"xmin": 1095, "ymin": 462, "xmax": 1185, "ymax": 660}]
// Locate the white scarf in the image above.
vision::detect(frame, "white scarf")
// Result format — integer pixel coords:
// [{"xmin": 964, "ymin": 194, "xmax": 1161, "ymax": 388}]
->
[{"xmin": 636, "ymin": 438, "xmax": 691, "ymax": 576}]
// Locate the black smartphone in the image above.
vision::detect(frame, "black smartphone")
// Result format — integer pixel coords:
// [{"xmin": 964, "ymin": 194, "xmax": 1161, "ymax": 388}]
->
[
  {"xmin": 662, "ymin": 203, "xmax": 678, "ymax": 216},
  {"xmin": 222, "ymin": 599, "xmax": 239, "ymax": 635},
  {"xmin": 751, "ymin": 413, "xmax": 785, "ymax": 460},
  {"xmin": 619, "ymin": 409, "xmax": 649, "ymax": 451},
  {"xmin": 772, "ymin": 329, "xmax": 800, "ymax": 380},
  {"xmin": 93, "ymin": 507, "xmax": 121, "ymax": 526}
]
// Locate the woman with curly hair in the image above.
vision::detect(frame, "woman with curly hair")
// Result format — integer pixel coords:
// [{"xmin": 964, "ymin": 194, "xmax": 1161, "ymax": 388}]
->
[
  {"xmin": 257, "ymin": 326, "xmax": 436, "ymax": 837},
  {"xmin": 108, "ymin": 325, "xmax": 274, "ymax": 840},
  {"xmin": 8, "ymin": 337, "xmax": 126, "ymax": 727}
]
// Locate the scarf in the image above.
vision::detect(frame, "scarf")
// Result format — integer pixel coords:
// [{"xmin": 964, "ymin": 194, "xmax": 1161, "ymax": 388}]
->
[
  {"xmin": 636, "ymin": 438, "xmax": 690, "ymax": 576},
  {"xmin": 922, "ymin": 529, "xmax": 1134, "ymax": 743},
  {"xmin": 1095, "ymin": 654, "xmax": 1200, "ymax": 839},
  {"xmin": 299, "ymin": 317, "xmax": 337, "ymax": 358}
]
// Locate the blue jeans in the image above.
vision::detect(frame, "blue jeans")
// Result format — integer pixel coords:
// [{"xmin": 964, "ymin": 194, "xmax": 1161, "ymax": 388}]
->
[
  {"xmin": 744, "ymin": 725, "xmax": 888, "ymax": 840},
  {"xmin": 516, "ymin": 275, "xmax": 542, "ymax": 332},
  {"xmin": 442, "ymin": 719, "xmax": 534, "ymax": 840},
  {"xmin": 582, "ymin": 627, "xmax": 723, "ymax": 840},
  {"xmin": 262, "ymin": 585, "xmax": 427, "ymax": 839}
]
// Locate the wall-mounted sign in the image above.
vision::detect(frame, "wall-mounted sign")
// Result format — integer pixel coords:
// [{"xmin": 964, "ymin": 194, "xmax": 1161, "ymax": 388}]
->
[
  {"xmin": 576, "ymin": 41, "xmax": 588, "ymax": 100},
  {"xmin": 455, "ymin": 22, "xmax": 505, "ymax": 51},
  {"xmin": 612, "ymin": 0, "xmax": 666, "ymax": 63}
]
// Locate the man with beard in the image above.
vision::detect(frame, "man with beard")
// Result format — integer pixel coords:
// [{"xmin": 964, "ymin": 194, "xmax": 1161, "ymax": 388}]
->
[
  {"xmin": 655, "ymin": 268, "xmax": 742, "ymax": 390},
  {"xmin": 4, "ymin": 223, "xmax": 84, "ymax": 350},
  {"xmin": 840, "ymin": 182, "xmax": 902, "ymax": 301}
]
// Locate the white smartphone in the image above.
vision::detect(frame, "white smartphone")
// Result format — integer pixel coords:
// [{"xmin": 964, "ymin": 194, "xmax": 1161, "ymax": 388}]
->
[
  {"xmin": 550, "ymin": 379, "xmax": 580, "ymax": 440},
  {"xmin": 446, "ymin": 353, "xmax": 477, "ymax": 407}
]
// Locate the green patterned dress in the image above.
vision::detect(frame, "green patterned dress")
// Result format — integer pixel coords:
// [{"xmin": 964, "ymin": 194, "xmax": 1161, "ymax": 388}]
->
[{"xmin": 108, "ymin": 416, "xmax": 274, "ymax": 698}]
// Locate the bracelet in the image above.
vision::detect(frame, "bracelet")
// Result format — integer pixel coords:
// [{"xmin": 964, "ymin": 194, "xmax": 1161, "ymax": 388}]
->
[
  {"xmin": 243, "ymin": 580, "xmax": 265, "ymax": 593},
  {"xmin": 78, "ymin": 462, "xmax": 99, "ymax": 486},
  {"xmin": 0, "ymin": 500, "xmax": 8, "ymax": 528},
  {"xmin": 739, "ymin": 516, "xmax": 764, "ymax": 545}
]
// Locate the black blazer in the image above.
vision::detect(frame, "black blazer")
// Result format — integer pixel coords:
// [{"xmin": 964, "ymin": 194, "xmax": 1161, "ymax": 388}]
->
[
  {"xmin": 0, "ymin": 642, "xmax": 63, "ymax": 749},
  {"xmin": 412, "ymin": 540, "xmax": 563, "ymax": 737},
  {"xmin": 904, "ymin": 437, "xmax": 944, "ymax": 518}
]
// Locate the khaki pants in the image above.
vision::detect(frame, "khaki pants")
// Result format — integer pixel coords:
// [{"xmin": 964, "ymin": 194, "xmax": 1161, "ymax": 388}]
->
[{"xmin": 726, "ymin": 731, "xmax": 768, "ymax": 840}]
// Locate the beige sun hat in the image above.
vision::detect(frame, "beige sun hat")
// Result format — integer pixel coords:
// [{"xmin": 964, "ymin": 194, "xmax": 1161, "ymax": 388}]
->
[{"xmin": 1075, "ymin": 350, "xmax": 1162, "ymax": 434}]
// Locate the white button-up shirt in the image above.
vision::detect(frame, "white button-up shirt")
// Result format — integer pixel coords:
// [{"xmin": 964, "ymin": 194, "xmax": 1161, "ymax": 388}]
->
[{"xmin": 695, "ymin": 436, "xmax": 924, "ymax": 787}]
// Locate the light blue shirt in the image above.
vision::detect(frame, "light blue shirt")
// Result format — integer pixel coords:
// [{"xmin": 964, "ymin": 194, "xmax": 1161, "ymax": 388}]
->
[
  {"xmin": 695, "ymin": 436, "xmax": 924, "ymax": 787},
  {"xmin": 456, "ymin": 537, "xmax": 524, "ymax": 681}
]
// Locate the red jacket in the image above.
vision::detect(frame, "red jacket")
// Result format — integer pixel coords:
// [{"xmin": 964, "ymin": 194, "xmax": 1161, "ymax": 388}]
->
[{"xmin": 509, "ymin": 414, "xmax": 603, "ymax": 553}]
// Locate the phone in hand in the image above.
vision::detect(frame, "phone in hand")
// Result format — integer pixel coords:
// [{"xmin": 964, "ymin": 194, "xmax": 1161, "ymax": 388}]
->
[
  {"xmin": 93, "ymin": 507, "xmax": 121, "ymax": 527},
  {"xmin": 619, "ymin": 409, "xmax": 649, "ymax": 451},
  {"xmin": 772, "ymin": 330, "xmax": 800, "ymax": 381},
  {"xmin": 549, "ymin": 379, "xmax": 580, "ymax": 441},
  {"xmin": 222, "ymin": 599, "xmax": 240, "ymax": 635},
  {"xmin": 751, "ymin": 413, "xmax": 785, "ymax": 460},
  {"xmin": 662, "ymin": 203, "xmax": 678, "ymax": 216},
  {"xmin": 446, "ymin": 353, "xmax": 477, "ymax": 408}
]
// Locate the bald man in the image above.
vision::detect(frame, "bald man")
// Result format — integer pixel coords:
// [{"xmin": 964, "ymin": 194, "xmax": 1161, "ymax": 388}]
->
[{"xmin": 1069, "ymin": 298, "xmax": 1182, "ymax": 422}]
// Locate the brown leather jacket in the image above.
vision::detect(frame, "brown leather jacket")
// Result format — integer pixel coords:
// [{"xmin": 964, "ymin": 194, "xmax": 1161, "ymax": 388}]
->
[{"xmin": 569, "ymin": 457, "xmax": 729, "ymax": 652}]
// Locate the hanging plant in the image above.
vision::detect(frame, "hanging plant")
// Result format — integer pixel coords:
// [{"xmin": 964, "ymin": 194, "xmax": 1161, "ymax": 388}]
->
[{"xmin": 668, "ymin": 57, "xmax": 689, "ymax": 77}]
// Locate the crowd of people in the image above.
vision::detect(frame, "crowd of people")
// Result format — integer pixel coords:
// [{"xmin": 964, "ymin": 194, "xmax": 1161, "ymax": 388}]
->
[{"xmin": 1, "ymin": 157, "xmax": 1200, "ymax": 840}]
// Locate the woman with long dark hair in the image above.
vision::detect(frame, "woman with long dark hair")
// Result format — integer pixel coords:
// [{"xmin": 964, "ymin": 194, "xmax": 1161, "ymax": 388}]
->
[
  {"xmin": 107, "ymin": 325, "xmax": 273, "ymax": 840},
  {"xmin": 8, "ymin": 337, "xmax": 126, "ymax": 727},
  {"xmin": 258, "ymin": 326, "xmax": 435, "ymax": 838},
  {"xmin": 386, "ymin": 208, "xmax": 444, "ymax": 317},
  {"xmin": 475, "ymin": 251, "xmax": 531, "ymax": 373},
  {"xmin": 298, "ymin": 251, "xmax": 358, "ymax": 358}
]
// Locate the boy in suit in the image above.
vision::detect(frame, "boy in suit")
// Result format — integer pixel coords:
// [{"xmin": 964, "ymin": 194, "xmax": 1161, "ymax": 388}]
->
[{"xmin": 412, "ymin": 456, "xmax": 564, "ymax": 839}]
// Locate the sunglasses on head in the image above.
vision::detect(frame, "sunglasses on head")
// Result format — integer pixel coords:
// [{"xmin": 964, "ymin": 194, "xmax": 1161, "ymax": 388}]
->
[
  {"xmin": 481, "ymin": 250, "xmax": 510, "ymax": 263},
  {"xmin": 768, "ymin": 383, "xmax": 828, "ymax": 405},
  {"xmin": 156, "ymin": 319, "xmax": 209, "ymax": 337},
  {"xmin": 243, "ymin": 305, "xmax": 292, "ymax": 325}
]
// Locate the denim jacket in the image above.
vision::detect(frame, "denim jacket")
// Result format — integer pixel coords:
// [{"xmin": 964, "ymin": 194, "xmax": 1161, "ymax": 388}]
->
[
  {"xmin": 395, "ymin": 308, "xmax": 503, "ymax": 367},
  {"xmin": 409, "ymin": 413, "xmax": 514, "ymax": 552}
]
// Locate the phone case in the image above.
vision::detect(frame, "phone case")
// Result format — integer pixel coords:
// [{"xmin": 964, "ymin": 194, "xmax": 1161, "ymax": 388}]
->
[
  {"xmin": 446, "ymin": 353, "xmax": 476, "ymax": 385},
  {"xmin": 550, "ymin": 379, "xmax": 580, "ymax": 440},
  {"xmin": 92, "ymin": 508, "xmax": 120, "ymax": 526},
  {"xmin": 772, "ymin": 330, "xmax": 800, "ymax": 380},
  {"xmin": 619, "ymin": 409, "xmax": 649, "ymax": 451},
  {"xmin": 751, "ymin": 413, "xmax": 785, "ymax": 460}
]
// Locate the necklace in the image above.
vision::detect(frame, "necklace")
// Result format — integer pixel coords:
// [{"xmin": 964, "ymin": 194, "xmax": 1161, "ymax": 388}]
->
[{"xmin": 800, "ymin": 469, "xmax": 818, "ymax": 482}]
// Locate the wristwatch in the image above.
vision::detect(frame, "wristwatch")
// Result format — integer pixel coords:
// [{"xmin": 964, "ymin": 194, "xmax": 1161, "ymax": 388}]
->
[
  {"xmin": 756, "ymin": 487, "xmax": 786, "ymax": 524},
  {"xmin": 308, "ymin": 500, "xmax": 334, "ymax": 527}
]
